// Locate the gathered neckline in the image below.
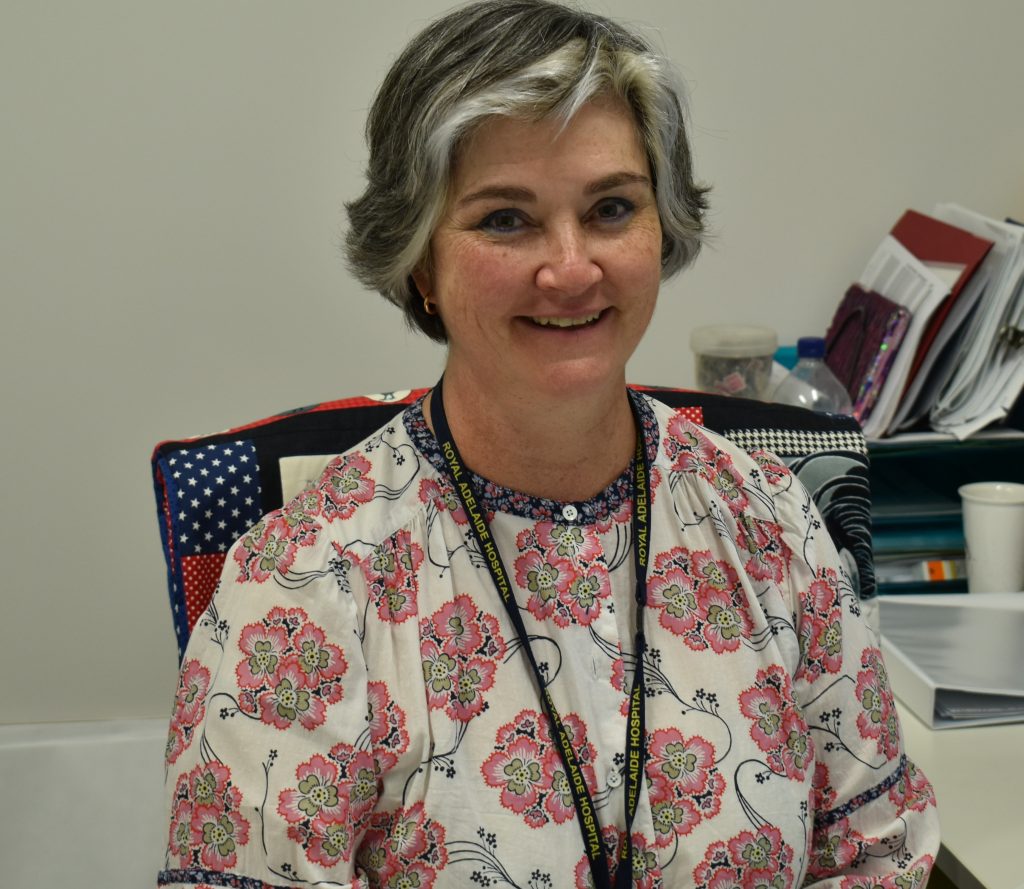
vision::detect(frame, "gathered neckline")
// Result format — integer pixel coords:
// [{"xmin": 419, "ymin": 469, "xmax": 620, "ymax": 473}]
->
[{"xmin": 403, "ymin": 389, "xmax": 660, "ymax": 524}]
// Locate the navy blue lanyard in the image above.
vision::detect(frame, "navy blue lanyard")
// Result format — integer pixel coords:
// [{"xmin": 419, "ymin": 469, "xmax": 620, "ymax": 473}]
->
[{"xmin": 430, "ymin": 378, "xmax": 650, "ymax": 889}]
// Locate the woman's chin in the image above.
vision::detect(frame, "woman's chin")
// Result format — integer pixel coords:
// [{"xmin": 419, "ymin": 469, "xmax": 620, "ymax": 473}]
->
[
  {"xmin": 513, "ymin": 355, "xmax": 630, "ymax": 403},
  {"xmin": 506, "ymin": 315, "xmax": 640, "ymax": 398}
]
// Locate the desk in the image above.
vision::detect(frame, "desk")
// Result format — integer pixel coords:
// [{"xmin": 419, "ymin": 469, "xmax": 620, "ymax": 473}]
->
[
  {"xmin": 882, "ymin": 593, "xmax": 1024, "ymax": 889},
  {"xmin": 898, "ymin": 703, "xmax": 1024, "ymax": 889}
]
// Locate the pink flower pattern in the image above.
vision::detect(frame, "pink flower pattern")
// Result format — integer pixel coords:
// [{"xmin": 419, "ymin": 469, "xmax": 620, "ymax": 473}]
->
[
  {"xmin": 418, "ymin": 477, "xmax": 469, "ymax": 525},
  {"xmin": 798, "ymin": 567, "xmax": 846, "ymax": 681},
  {"xmin": 646, "ymin": 729, "xmax": 725, "ymax": 846},
  {"xmin": 420, "ymin": 593, "xmax": 505, "ymax": 722},
  {"xmin": 806, "ymin": 818, "xmax": 864, "ymax": 881},
  {"xmin": 233, "ymin": 515, "xmax": 302, "ymax": 583},
  {"xmin": 734, "ymin": 516, "xmax": 792, "ymax": 585},
  {"xmin": 166, "ymin": 658, "xmax": 211, "ymax": 765},
  {"xmin": 513, "ymin": 520, "xmax": 618, "ymax": 627},
  {"xmin": 647, "ymin": 546, "xmax": 753, "ymax": 652},
  {"xmin": 363, "ymin": 529, "xmax": 425, "ymax": 624},
  {"xmin": 482, "ymin": 709, "xmax": 597, "ymax": 828},
  {"xmin": 320, "ymin": 452, "xmax": 375, "ymax": 523},
  {"xmin": 234, "ymin": 606, "xmax": 347, "ymax": 731},
  {"xmin": 663, "ymin": 415, "xmax": 749, "ymax": 517},
  {"xmin": 888, "ymin": 758, "xmax": 936, "ymax": 813},
  {"xmin": 810, "ymin": 761, "xmax": 836, "ymax": 813},
  {"xmin": 169, "ymin": 762, "xmax": 250, "ymax": 872},
  {"xmin": 278, "ymin": 740, "xmax": 389, "ymax": 868},
  {"xmin": 573, "ymin": 827, "xmax": 663, "ymax": 889},
  {"xmin": 747, "ymin": 447, "xmax": 791, "ymax": 490},
  {"xmin": 693, "ymin": 825, "xmax": 796, "ymax": 889},
  {"xmin": 357, "ymin": 802, "xmax": 448, "ymax": 889},
  {"xmin": 738, "ymin": 665, "xmax": 814, "ymax": 780},
  {"xmin": 855, "ymin": 647, "xmax": 902, "ymax": 760}
]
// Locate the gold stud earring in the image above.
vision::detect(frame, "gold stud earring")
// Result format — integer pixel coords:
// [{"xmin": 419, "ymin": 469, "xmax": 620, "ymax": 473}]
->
[{"xmin": 423, "ymin": 296, "xmax": 437, "ymax": 316}]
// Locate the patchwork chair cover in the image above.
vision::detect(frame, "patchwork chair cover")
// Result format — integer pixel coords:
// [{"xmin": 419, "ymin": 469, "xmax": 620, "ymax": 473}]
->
[{"xmin": 152, "ymin": 386, "xmax": 872, "ymax": 661}]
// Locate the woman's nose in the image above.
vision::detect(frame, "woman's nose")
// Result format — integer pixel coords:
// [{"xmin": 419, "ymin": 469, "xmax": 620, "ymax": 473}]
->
[{"xmin": 535, "ymin": 225, "xmax": 603, "ymax": 294}]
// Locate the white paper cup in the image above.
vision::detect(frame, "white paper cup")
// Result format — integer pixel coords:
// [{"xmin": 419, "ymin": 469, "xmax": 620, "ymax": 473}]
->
[{"xmin": 959, "ymin": 481, "xmax": 1024, "ymax": 593}]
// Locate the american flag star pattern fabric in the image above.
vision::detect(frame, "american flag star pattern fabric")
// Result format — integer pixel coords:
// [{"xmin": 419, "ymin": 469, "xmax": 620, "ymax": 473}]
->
[{"xmin": 157, "ymin": 440, "xmax": 263, "ymax": 654}]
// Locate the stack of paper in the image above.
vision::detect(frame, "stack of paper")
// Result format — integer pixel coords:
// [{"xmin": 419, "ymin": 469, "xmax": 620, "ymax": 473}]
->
[
  {"xmin": 927, "ymin": 205, "xmax": 1024, "ymax": 438},
  {"xmin": 851, "ymin": 209, "xmax": 996, "ymax": 438},
  {"xmin": 856, "ymin": 235, "xmax": 953, "ymax": 439},
  {"xmin": 824, "ymin": 205, "xmax": 1024, "ymax": 439},
  {"xmin": 879, "ymin": 596, "xmax": 1024, "ymax": 729},
  {"xmin": 886, "ymin": 209, "xmax": 994, "ymax": 434}
]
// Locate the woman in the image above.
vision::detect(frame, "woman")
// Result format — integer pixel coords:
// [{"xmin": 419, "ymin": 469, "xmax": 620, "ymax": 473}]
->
[{"xmin": 160, "ymin": 3, "xmax": 938, "ymax": 887}]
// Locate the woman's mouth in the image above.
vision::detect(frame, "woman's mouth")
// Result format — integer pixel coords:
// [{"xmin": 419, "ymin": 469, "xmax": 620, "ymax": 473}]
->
[{"xmin": 529, "ymin": 311, "xmax": 603, "ymax": 329}]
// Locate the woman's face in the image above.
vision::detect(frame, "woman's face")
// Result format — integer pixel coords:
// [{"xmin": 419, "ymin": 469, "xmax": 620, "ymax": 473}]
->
[{"xmin": 415, "ymin": 97, "xmax": 663, "ymax": 403}]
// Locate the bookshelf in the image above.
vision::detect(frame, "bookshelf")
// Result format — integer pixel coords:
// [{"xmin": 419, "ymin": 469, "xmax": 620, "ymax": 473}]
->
[{"xmin": 868, "ymin": 431, "xmax": 1024, "ymax": 596}]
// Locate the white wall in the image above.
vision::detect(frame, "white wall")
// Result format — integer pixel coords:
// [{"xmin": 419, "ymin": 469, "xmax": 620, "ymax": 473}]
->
[{"xmin": 2, "ymin": 1, "xmax": 1023, "ymax": 729}]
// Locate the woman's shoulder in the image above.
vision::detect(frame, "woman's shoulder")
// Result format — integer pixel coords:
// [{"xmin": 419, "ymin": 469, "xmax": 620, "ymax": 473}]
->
[
  {"xmin": 223, "ymin": 402, "xmax": 442, "ymax": 592},
  {"xmin": 640, "ymin": 391, "xmax": 798, "ymax": 515},
  {"xmin": 640, "ymin": 391, "xmax": 787, "ymax": 472}
]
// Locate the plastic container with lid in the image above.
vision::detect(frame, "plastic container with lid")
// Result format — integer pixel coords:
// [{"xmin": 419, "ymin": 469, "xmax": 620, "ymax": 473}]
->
[
  {"xmin": 772, "ymin": 336, "xmax": 853, "ymax": 414},
  {"xmin": 690, "ymin": 324, "xmax": 778, "ymax": 400}
]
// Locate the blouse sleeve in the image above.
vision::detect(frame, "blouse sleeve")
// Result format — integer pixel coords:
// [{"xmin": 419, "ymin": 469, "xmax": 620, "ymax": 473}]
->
[
  {"xmin": 751, "ymin": 448, "xmax": 941, "ymax": 888},
  {"xmin": 158, "ymin": 507, "xmax": 379, "ymax": 889}
]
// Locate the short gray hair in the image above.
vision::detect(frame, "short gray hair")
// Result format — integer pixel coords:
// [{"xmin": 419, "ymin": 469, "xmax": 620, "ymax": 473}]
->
[{"xmin": 345, "ymin": 0, "xmax": 710, "ymax": 342}]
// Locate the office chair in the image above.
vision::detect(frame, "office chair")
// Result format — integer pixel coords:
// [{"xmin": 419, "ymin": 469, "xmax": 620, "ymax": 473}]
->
[{"xmin": 152, "ymin": 386, "xmax": 872, "ymax": 661}]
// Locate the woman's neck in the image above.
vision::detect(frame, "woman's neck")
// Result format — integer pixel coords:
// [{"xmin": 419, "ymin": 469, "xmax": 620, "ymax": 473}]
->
[{"xmin": 426, "ymin": 369, "xmax": 638, "ymax": 502}]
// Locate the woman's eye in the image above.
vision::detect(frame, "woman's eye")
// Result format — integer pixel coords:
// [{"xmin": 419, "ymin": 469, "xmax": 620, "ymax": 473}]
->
[
  {"xmin": 592, "ymin": 198, "xmax": 634, "ymax": 223},
  {"xmin": 479, "ymin": 210, "xmax": 526, "ymax": 233}
]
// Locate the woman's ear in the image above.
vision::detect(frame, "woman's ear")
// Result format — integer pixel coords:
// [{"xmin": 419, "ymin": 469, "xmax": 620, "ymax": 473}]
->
[{"xmin": 411, "ymin": 265, "xmax": 433, "ymax": 302}]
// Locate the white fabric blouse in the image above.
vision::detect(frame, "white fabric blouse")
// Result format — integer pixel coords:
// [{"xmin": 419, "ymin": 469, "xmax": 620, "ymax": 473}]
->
[{"xmin": 159, "ymin": 392, "xmax": 939, "ymax": 889}]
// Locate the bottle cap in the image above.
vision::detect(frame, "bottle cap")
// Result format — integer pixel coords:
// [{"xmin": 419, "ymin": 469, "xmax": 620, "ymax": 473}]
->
[{"xmin": 796, "ymin": 336, "xmax": 826, "ymax": 359}]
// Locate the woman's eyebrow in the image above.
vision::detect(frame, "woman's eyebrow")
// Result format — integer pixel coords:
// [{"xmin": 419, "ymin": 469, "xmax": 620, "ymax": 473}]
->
[
  {"xmin": 457, "ymin": 185, "xmax": 536, "ymax": 207},
  {"xmin": 457, "ymin": 172, "xmax": 651, "ymax": 208},
  {"xmin": 585, "ymin": 172, "xmax": 651, "ymax": 195}
]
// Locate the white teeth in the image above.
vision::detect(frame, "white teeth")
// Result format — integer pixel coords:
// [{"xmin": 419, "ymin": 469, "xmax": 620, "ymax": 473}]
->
[{"xmin": 531, "ymin": 313, "xmax": 601, "ymax": 328}]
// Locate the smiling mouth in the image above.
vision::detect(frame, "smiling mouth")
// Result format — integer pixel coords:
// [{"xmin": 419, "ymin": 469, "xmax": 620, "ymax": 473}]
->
[{"xmin": 530, "ymin": 311, "xmax": 603, "ymax": 329}]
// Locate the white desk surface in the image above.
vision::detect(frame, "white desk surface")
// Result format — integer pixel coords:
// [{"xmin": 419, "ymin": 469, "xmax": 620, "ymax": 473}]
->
[
  {"xmin": 883, "ymin": 593, "xmax": 1024, "ymax": 889},
  {"xmin": 898, "ymin": 703, "xmax": 1024, "ymax": 889}
]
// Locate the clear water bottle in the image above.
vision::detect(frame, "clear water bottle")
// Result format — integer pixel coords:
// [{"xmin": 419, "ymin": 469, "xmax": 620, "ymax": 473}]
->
[{"xmin": 772, "ymin": 337, "xmax": 853, "ymax": 414}]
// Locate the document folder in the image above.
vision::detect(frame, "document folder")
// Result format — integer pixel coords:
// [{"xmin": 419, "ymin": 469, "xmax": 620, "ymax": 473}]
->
[{"xmin": 879, "ymin": 596, "xmax": 1024, "ymax": 729}]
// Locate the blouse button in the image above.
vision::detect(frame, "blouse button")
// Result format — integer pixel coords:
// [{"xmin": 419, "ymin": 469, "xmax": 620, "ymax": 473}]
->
[
  {"xmin": 561, "ymin": 504, "xmax": 579, "ymax": 522},
  {"xmin": 607, "ymin": 769, "xmax": 622, "ymax": 788}
]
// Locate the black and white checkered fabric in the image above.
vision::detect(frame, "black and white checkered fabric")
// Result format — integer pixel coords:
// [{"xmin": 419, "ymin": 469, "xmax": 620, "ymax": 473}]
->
[{"xmin": 719, "ymin": 426, "xmax": 867, "ymax": 458}]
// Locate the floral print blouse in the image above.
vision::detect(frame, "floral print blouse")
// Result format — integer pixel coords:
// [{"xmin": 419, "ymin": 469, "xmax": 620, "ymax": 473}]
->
[{"xmin": 159, "ymin": 392, "xmax": 939, "ymax": 889}]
